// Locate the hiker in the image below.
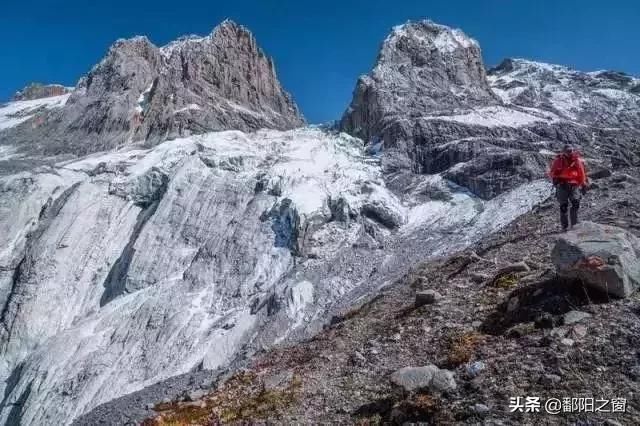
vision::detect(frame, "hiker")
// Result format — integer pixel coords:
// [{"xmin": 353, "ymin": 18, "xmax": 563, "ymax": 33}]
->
[{"xmin": 549, "ymin": 144, "xmax": 588, "ymax": 231}]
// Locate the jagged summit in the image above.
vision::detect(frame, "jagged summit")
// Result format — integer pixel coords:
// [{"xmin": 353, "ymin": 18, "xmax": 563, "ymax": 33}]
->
[
  {"xmin": 1, "ymin": 19, "xmax": 304, "ymax": 156},
  {"xmin": 340, "ymin": 19, "xmax": 499, "ymax": 142}
]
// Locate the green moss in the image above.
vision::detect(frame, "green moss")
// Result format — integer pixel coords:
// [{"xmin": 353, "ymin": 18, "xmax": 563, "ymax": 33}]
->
[{"xmin": 492, "ymin": 273, "xmax": 518, "ymax": 289}]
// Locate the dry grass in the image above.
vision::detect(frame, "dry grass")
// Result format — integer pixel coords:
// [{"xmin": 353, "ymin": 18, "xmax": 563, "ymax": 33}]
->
[
  {"xmin": 446, "ymin": 331, "xmax": 484, "ymax": 367},
  {"xmin": 145, "ymin": 371, "xmax": 302, "ymax": 425}
]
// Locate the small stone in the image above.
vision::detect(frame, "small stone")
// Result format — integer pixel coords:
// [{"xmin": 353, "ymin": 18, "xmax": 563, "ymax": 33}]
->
[
  {"xmin": 560, "ymin": 338, "xmax": 575, "ymax": 347},
  {"xmin": 146, "ymin": 403, "xmax": 155, "ymax": 410},
  {"xmin": 563, "ymin": 310, "xmax": 592, "ymax": 325},
  {"xmin": 471, "ymin": 320, "xmax": 482, "ymax": 328},
  {"xmin": 415, "ymin": 289, "xmax": 442, "ymax": 307},
  {"xmin": 185, "ymin": 389, "xmax": 207, "ymax": 402},
  {"xmin": 550, "ymin": 328, "xmax": 568, "ymax": 338},
  {"xmin": 465, "ymin": 361, "xmax": 486, "ymax": 378},
  {"xmin": 588, "ymin": 168, "xmax": 612, "ymax": 180},
  {"xmin": 534, "ymin": 313, "xmax": 555, "ymax": 329},
  {"xmin": 263, "ymin": 370, "xmax": 294, "ymax": 391},
  {"xmin": 570, "ymin": 324, "xmax": 588, "ymax": 339},
  {"xmin": 470, "ymin": 272, "xmax": 490, "ymax": 284},
  {"xmin": 352, "ymin": 351, "xmax": 367, "ymax": 365},
  {"xmin": 628, "ymin": 365, "xmax": 640, "ymax": 381},
  {"xmin": 604, "ymin": 420, "xmax": 623, "ymax": 426},
  {"xmin": 543, "ymin": 374, "xmax": 561, "ymax": 385},
  {"xmin": 472, "ymin": 403, "xmax": 490, "ymax": 415},
  {"xmin": 496, "ymin": 261, "xmax": 530, "ymax": 275}
]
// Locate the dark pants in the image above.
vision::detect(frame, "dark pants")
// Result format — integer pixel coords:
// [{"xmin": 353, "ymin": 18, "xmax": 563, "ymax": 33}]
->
[{"xmin": 556, "ymin": 182, "xmax": 581, "ymax": 229}]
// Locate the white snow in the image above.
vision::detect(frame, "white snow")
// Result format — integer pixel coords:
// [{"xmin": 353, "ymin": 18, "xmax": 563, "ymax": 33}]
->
[
  {"xmin": 0, "ymin": 94, "xmax": 70, "ymax": 130},
  {"xmin": 173, "ymin": 103, "xmax": 202, "ymax": 114},
  {"xmin": 427, "ymin": 106, "xmax": 554, "ymax": 127}
]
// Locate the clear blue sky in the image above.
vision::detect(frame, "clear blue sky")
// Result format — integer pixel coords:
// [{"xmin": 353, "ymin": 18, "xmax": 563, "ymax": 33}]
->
[{"xmin": 1, "ymin": 0, "xmax": 639, "ymax": 123}]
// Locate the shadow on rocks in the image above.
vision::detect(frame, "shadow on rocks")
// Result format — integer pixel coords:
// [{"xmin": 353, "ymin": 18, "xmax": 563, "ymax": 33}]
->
[{"xmin": 480, "ymin": 275, "xmax": 611, "ymax": 336}]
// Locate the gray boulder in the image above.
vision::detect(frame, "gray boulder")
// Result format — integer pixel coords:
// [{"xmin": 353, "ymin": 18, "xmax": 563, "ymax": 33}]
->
[
  {"xmin": 551, "ymin": 222, "xmax": 640, "ymax": 298},
  {"xmin": 390, "ymin": 365, "xmax": 456, "ymax": 392}
]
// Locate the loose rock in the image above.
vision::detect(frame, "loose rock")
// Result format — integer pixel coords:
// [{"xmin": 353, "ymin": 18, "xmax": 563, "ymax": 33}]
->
[
  {"xmin": 390, "ymin": 365, "xmax": 456, "ymax": 393},
  {"xmin": 415, "ymin": 289, "xmax": 442, "ymax": 307}
]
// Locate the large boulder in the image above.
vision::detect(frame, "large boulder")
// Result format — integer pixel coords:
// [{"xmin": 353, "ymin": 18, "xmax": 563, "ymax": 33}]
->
[{"xmin": 551, "ymin": 221, "xmax": 640, "ymax": 298}]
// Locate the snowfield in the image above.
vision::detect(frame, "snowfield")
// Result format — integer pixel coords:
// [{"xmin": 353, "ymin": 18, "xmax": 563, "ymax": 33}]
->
[{"xmin": 0, "ymin": 94, "xmax": 70, "ymax": 130}]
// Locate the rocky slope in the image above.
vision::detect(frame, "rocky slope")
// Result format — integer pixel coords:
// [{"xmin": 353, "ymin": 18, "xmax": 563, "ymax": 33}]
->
[
  {"xmin": 139, "ymin": 165, "xmax": 640, "ymax": 425},
  {"xmin": 0, "ymin": 20, "xmax": 304, "ymax": 157}
]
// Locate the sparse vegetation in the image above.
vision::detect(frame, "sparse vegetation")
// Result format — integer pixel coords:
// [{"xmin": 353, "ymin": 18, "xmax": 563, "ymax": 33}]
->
[
  {"xmin": 446, "ymin": 331, "xmax": 484, "ymax": 366},
  {"xmin": 145, "ymin": 371, "xmax": 302, "ymax": 425},
  {"xmin": 491, "ymin": 272, "xmax": 518, "ymax": 289}
]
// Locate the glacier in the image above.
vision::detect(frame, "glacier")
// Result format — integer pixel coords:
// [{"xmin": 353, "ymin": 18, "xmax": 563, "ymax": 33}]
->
[{"xmin": 0, "ymin": 125, "xmax": 550, "ymax": 424}]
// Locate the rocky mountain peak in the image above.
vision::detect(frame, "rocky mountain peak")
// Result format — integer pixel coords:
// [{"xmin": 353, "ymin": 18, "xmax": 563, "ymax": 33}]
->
[
  {"xmin": 340, "ymin": 20, "xmax": 499, "ymax": 142},
  {"xmin": 2, "ymin": 20, "xmax": 304, "ymax": 156},
  {"xmin": 12, "ymin": 83, "xmax": 72, "ymax": 101}
]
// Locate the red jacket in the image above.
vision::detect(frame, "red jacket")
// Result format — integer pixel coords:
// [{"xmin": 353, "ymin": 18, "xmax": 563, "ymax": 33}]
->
[{"xmin": 549, "ymin": 152, "xmax": 587, "ymax": 187}]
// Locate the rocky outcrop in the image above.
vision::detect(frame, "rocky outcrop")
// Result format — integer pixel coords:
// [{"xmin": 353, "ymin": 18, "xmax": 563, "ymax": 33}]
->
[
  {"xmin": 552, "ymin": 221, "xmax": 640, "ymax": 298},
  {"xmin": 12, "ymin": 83, "xmax": 72, "ymax": 101},
  {"xmin": 340, "ymin": 21, "xmax": 640, "ymax": 199},
  {"xmin": 341, "ymin": 20, "xmax": 500, "ymax": 143},
  {"xmin": 1, "ymin": 20, "xmax": 304, "ymax": 156}
]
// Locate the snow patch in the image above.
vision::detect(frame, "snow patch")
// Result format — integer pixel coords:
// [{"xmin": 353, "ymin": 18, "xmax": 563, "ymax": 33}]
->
[{"xmin": 0, "ymin": 94, "xmax": 70, "ymax": 130}]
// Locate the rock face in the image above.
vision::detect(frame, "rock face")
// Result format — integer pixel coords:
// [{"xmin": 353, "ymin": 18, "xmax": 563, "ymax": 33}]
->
[
  {"xmin": 12, "ymin": 83, "xmax": 72, "ymax": 101},
  {"xmin": 552, "ymin": 221, "xmax": 640, "ymax": 298},
  {"xmin": 340, "ymin": 20, "xmax": 500, "ymax": 143},
  {"xmin": 1, "ymin": 20, "xmax": 304, "ymax": 156},
  {"xmin": 340, "ymin": 21, "xmax": 640, "ymax": 199}
]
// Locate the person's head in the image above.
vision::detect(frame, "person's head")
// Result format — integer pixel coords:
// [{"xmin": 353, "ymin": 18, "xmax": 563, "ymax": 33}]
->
[{"xmin": 562, "ymin": 144, "xmax": 575, "ymax": 157}]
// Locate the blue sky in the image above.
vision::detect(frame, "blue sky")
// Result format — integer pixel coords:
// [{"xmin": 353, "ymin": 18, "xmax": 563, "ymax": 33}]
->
[{"xmin": 1, "ymin": 0, "xmax": 639, "ymax": 123}]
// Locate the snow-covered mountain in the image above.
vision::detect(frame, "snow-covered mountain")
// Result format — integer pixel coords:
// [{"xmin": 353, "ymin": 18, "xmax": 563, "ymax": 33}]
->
[
  {"xmin": 0, "ymin": 18, "xmax": 639, "ymax": 425},
  {"xmin": 341, "ymin": 20, "xmax": 640, "ymax": 199},
  {"xmin": 489, "ymin": 58, "xmax": 640, "ymax": 127}
]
